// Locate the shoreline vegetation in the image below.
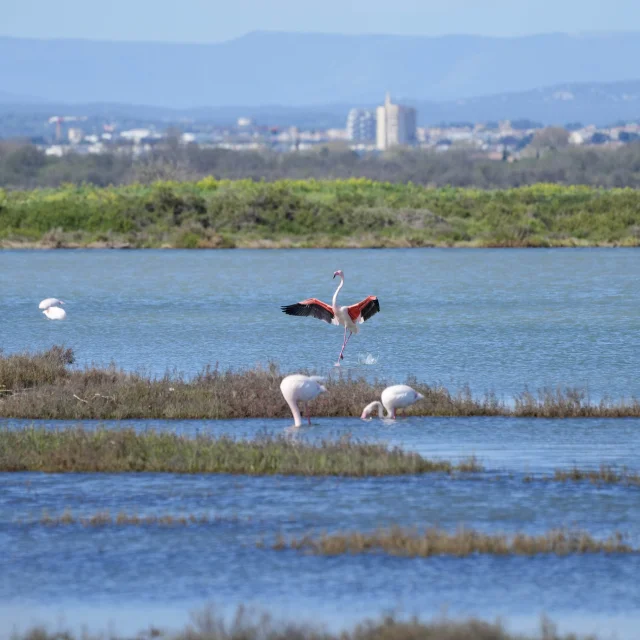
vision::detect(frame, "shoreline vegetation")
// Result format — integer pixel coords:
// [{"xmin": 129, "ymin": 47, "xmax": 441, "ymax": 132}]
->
[
  {"xmin": 2, "ymin": 426, "xmax": 638, "ymax": 483},
  {"xmin": 8, "ymin": 607, "xmax": 603, "ymax": 640},
  {"xmin": 0, "ymin": 427, "xmax": 481, "ymax": 475},
  {"xmin": 2, "ymin": 347, "xmax": 640, "ymax": 420},
  {"xmin": 268, "ymin": 526, "xmax": 635, "ymax": 557},
  {"xmin": 3, "ymin": 180, "xmax": 640, "ymax": 249}
]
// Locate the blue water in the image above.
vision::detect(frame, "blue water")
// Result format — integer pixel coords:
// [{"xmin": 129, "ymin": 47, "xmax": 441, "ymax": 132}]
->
[
  {"xmin": 2, "ymin": 249, "xmax": 640, "ymax": 637},
  {"xmin": 1, "ymin": 248, "xmax": 640, "ymax": 398},
  {"xmin": 1, "ymin": 417, "xmax": 640, "ymax": 637}
]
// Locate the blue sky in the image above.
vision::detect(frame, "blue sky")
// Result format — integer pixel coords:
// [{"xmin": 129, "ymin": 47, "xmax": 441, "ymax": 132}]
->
[{"xmin": 3, "ymin": 0, "xmax": 640, "ymax": 42}]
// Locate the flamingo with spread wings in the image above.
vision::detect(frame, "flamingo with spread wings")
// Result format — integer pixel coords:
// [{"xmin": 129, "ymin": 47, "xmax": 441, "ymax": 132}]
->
[{"xmin": 281, "ymin": 270, "xmax": 380, "ymax": 365}]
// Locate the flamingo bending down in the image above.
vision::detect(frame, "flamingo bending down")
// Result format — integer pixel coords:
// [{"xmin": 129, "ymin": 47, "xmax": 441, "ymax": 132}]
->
[
  {"xmin": 280, "ymin": 374, "xmax": 327, "ymax": 427},
  {"xmin": 39, "ymin": 298, "xmax": 64, "ymax": 310},
  {"xmin": 43, "ymin": 306, "xmax": 66, "ymax": 320},
  {"xmin": 281, "ymin": 270, "xmax": 380, "ymax": 365},
  {"xmin": 361, "ymin": 385, "xmax": 424, "ymax": 420}
]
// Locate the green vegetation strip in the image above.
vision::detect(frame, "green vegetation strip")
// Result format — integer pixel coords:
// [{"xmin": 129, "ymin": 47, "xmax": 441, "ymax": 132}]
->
[
  {"xmin": 3, "ymin": 179, "xmax": 640, "ymax": 248},
  {"xmin": 0, "ymin": 427, "xmax": 481, "ymax": 476},
  {"xmin": 2, "ymin": 347, "xmax": 640, "ymax": 419},
  {"xmin": 9, "ymin": 606, "xmax": 601, "ymax": 640},
  {"xmin": 4, "ymin": 422, "xmax": 638, "ymax": 482},
  {"xmin": 269, "ymin": 526, "xmax": 635, "ymax": 557}
]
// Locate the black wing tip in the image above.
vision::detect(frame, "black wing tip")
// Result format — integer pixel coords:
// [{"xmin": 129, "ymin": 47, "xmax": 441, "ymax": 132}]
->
[{"xmin": 361, "ymin": 297, "xmax": 380, "ymax": 321}]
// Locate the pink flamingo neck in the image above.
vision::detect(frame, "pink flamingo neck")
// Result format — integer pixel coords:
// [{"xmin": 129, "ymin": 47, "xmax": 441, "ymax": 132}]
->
[{"xmin": 332, "ymin": 275, "xmax": 344, "ymax": 311}]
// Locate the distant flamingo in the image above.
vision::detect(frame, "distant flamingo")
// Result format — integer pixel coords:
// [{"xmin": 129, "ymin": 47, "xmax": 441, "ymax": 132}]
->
[
  {"xmin": 39, "ymin": 298, "xmax": 64, "ymax": 310},
  {"xmin": 43, "ymin": 306, "xmax": 66, "ymax": 320},
  {"xmin": 361, "ymin": 385, "xmax": 424, "ymax": 420},
  {"xmin": 280, "ymin": 374, "xmax": 327, "ymax": 427},
  {"xmin": 281, "ymin": 270, "xmax": 380, "ymax": 365}
]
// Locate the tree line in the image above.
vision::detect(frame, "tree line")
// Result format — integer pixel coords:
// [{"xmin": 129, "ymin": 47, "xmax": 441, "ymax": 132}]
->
[{"xmin": 3, "ymin": 139, "xmax": 640, "ymax": 190}]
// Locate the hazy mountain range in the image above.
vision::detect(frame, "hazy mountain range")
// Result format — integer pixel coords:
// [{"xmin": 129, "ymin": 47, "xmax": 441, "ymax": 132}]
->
[{"xmin": 3, "ymin": 31, "xmax": 640, "ymax": 126}]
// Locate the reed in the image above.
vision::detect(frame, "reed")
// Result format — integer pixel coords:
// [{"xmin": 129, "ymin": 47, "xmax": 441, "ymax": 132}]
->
[
  {"xmin": 2, "ymin": 347, "xmax": 640, "ymax": 419},
  {"xmin": 10, "ymin": 606, "xmax": 598, "ymax": 640},
  {"xmin": 513, "ymin": 387, "xmax": 640, "ymax": 418},
  {"xmin": 34, "ymin": 510, "xmax": 218, "ymax": 526},
  {"xmin": 0, "ymin": 427, "xmax": 481, "ymax": 476},
  {"xmin": 551, "ymin": 466, "xmax": 640, "ymax": 486},
  {"xmin": 270, "ymin": 526, "xmax": 634, "ymax": 558}
]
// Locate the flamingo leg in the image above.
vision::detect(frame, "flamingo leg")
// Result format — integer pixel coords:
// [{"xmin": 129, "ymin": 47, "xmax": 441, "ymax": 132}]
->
[
  {"xmin": 306, "ymin": 403, "xmax": 311, "ymax": 425},
  {"xmin": 339, "ymin": 331, "xmax": 353, "ymax": 361},
  {"xmin": 336, "ymin": 326, "xmax": 348, "ymax": 363}
]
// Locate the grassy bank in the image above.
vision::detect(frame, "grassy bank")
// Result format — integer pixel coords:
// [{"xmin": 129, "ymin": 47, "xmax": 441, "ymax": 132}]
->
[
  {"xmin": 0, "ymin": 427, "xmax": 481, "ymax": 475},
  {"xmin": 270, "ymin": 526, "xmax": 634, "ymax": 557},
  {"xmin": 4, "ymin": 426, "xmax": 638, "ymax": 481},
  {"xmin": 3, "ymin": 180, "xmax": 640, "ymax": 248},
  {"xmin": 11, "ymin": 607, "xmax": 599, "ymax": 640},
  {"xmin": 2, "ymin": 347, "xmax": 640, "ymax": 420}
]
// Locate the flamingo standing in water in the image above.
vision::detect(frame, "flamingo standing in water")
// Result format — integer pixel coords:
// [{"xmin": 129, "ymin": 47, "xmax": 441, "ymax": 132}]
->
[
  {"xmin": 39, "ymin": 298, "xmax": 64, "ymax": 310},
  {"xmin": 39, "ymin": 298, "xmax": 66, "ymax": 320},
  {"xmin": 361, "ymin": 385, "xmax": 425, "ymax": 420},
  {"xmin": 281, "ymin": 270, "xmax": 380, "ymax": 365},
  {"xmin": 43, "ymin": 307, "xmax": 66, "ymax": 320},
  {"xmin": 280, "ymin": 374, "xmax": 327, "ymax": 427}
]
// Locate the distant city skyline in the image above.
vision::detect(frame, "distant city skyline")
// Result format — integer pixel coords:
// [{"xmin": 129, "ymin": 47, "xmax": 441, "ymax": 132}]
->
[{"xmin": 3, "ymin": 0, "xmax": 640, "ymax": 43}]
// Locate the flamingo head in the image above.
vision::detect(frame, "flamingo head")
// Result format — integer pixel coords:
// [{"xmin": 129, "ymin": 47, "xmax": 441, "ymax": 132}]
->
[{"xmin": 333, "ymin": 270, "xmax": 344, "ymax": 279}]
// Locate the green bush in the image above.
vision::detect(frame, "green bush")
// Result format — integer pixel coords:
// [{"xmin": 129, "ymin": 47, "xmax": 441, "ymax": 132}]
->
[{"xmin": 1, "ymin": 180, "xmax": 640, "ymax": 247}]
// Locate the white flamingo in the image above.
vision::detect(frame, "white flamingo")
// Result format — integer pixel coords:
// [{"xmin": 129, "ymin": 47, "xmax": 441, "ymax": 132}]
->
[
  {"xmin": 361, "ymin": 385, "xmax": 425, "ymax": 420},
  {"xmin": 280, "ymin": 374, "xmax": 327, "ymax": 427},
  {"xmin": 43, "ymin": 306, "xmax": 66, "ymax": 320},
  {"xmin": 39, "ymin": 298, "xmax": 64, "ymax": 310},
  {"xmin": 281, "ymin": 270, "xmax": 380, "ymax": 365}
]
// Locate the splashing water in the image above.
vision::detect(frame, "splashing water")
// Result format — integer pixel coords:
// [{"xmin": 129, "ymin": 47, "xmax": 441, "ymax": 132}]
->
[{"xmin": 358, "ymin": 353, "xmax": 379, "ymax": 366}]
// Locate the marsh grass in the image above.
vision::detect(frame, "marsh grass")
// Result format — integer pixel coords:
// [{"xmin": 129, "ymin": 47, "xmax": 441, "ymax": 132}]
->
[
  {"xmin": 11, "ymin": 606, "xmax": 597, "ymax": 640},
  {"xmin": 552, "ymin": 466, "xmax": 640, "ymax": 486},
  {"xmin": 0, "ymin": 427, "xmax": 481, "ymax": 476},
  {"xmin": 512, "ymin": 387, "xmax": 640, "ymax": 418},
  {"xmin": 1, "ymin": 347, "xmax": 639, "ymax": 419},
  {"xmin": 270, "ymin": 526, "xmax": 634, "ymax": 558},
  {"xmin": 33, "ymin": 510, "xmax": 223, "ymax": 527}
]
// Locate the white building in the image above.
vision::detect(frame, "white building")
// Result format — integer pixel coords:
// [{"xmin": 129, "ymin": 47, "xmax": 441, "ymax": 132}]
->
[
  {"xmin": 346, "ymin": 108, "xmax": 377, "ymax": 142},
  {"xmin": 376, "ymin": 93, "xmax": 417, "ymax": 150},
  {"xmin": 120, "ymin": 129, "xmax": 159, "ymax": 144},
  {"xmin": 67, "ymin": 128, "xmax": 84, "ymax": 145}
]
